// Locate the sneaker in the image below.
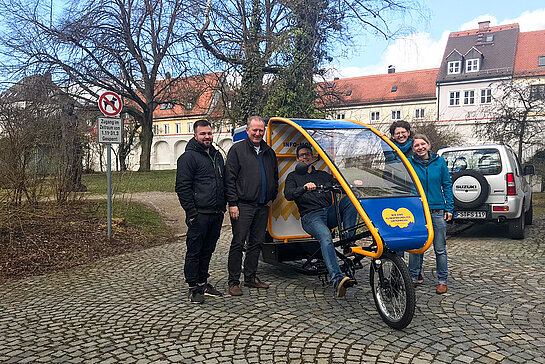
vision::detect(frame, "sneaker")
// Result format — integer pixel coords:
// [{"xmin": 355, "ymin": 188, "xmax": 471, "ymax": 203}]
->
[
  {"xmin": 229, "ymin": 285, "xmax": 243, "ymax": 296},
  {"xmin": 201, "ymin": 283, "xmax": 223, "ymax": 297},
  {"xmin": 416, "ymin": 273, "xmax": 424, "ymax": 284},
  {"xmin": 334, "ymin": 276, "xmax": 355, "ymax": 298},
  {"xmin": 189, "ymin": 287, "xmax": 204, "ymax": 304},
  {"xmin": 244, "ymin": 277, "xmax": 269, "ymax": 289}
]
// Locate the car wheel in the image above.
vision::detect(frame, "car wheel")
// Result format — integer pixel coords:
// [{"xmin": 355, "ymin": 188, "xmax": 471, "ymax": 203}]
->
[
  {"xmin": 508, "ymin": 212, "xmax": 525, "ymax": 239},
  {"xmin": 525, "ymin": 202, "xmax": 533, "ymax": 226},
  {"xmin": 451, "ymin": 170, "xmax": 489, "ymax": 209}
]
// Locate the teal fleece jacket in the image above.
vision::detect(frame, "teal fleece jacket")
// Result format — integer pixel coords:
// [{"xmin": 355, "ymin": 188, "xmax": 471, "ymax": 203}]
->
[{"xmin": 409, "ymin": 152, "xmax": 454, "ymax": 213}]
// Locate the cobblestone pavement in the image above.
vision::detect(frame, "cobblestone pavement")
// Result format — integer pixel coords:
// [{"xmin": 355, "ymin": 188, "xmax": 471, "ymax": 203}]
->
[{"xmin": 1, "ymin": 216, "xmax": 544, "ymax": 363}]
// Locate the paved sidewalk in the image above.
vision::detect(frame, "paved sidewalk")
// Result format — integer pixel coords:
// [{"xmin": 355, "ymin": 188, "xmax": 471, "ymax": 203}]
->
[{"xmin": 1, "ymin": 219, "xmax": 545, "ymax": 363}]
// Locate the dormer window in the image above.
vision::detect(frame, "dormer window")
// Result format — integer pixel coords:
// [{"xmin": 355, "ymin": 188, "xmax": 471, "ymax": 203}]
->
[
  {"xmin": 391, "ymin": 86, "xmax": 397, "ymax": 92},
  {"xmin": 185, "ymin": 102, "xmax": 194, "ymax": 110},
  {"xmin": 160, "ymin": 102, "xmax": 174, "ymax": 110},
  {"xmin": 448, "ymin": 61, "xmax": 461, "ymax": 74},
  {"xmin": 466, "ymin": 59, "xmax": 480, "ymax": 72},
  {"xmin": 539, "ymin": 56, "xmax": 545, "ymax": 67}
]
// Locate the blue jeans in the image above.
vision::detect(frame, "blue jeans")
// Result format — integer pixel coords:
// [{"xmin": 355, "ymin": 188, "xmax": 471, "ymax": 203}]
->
[
  {"xmin": 301, "ymin": 197, "xmax": 357, "ymax": 285},
  {"xmin": 409, "ymin": 210, "xmax": 448, "ymax": 285}
]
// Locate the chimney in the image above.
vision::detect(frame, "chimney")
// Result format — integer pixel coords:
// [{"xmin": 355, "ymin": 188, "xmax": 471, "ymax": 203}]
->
[
  {"xmin": 165, "ymin": 72, "xmax": 171, "ymax": 80},
  {"xmin": 478, "ymin": 21, "xmax": 490, "ymax": 32},
  {"xmin": 388, "ymin": 65, "xmax": 395, "ymax": 74}
]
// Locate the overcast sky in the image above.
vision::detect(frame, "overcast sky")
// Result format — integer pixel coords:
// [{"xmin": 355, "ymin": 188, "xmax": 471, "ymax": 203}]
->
[{"xmin": 330, "ymin": 2, "xmax": 545, "ymax": 80}]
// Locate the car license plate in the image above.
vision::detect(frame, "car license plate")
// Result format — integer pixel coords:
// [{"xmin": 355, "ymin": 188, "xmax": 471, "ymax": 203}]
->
[{"xmin": 454, "ymin": 211, "xmax": 486, "ymax": 219}]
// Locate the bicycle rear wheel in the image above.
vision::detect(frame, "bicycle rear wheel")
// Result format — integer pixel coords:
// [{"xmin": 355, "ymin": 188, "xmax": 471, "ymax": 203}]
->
[{"xmin": 369, "ymin": 251, "xmax": 415, "ymax": 330}]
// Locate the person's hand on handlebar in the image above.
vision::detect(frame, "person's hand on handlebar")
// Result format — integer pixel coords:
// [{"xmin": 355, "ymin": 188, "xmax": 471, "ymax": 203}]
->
[{"xmin": 304, "ymin": 182, "xmax": 316, "ymax": 191}]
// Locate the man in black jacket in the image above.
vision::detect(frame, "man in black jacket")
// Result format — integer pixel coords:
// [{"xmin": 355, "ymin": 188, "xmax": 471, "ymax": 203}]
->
[
  {"xmin": 176, "ymin": 119, "xmax": 226, "ymax": 304},
  {"xmin": 284, "ymin": 145, "xmax": 357, "ymax": 297},
  {"xmin": 225, "ymin": 116, "xmax": 278, "ymax": 296}
]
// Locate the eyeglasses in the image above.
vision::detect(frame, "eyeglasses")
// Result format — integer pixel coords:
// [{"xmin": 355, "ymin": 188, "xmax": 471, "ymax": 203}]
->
[{"xmin": 298, "ymin": 152, "xmax": 312, "ymax": 157}]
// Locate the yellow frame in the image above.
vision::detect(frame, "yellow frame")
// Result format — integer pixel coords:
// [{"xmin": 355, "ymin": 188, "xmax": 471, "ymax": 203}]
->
[{"xmin": 266, "ymin": 117, "xmax": 434, "ymax": 258}]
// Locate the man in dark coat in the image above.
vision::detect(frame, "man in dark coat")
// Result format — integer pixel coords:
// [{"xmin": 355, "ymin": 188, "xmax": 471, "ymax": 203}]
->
[
  {"xmin": 176, "ymin": 119, "xmax": 226, "ymax": 304},
  {"xmin": 225, "ymin": 116, "xmax": 278, "ymax": 296}
]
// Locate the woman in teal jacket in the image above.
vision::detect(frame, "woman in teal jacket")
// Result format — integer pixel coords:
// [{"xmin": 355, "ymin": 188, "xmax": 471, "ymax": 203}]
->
[{"xmin": 409, "ymin": 134, "xmax": 454, "ymax": 295}]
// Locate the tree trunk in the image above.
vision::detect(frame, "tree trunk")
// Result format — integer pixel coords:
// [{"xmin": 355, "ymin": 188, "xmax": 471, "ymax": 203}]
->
[{"xmin": 138, "ymin": 108, "xmax": 153, "ymax": 171}]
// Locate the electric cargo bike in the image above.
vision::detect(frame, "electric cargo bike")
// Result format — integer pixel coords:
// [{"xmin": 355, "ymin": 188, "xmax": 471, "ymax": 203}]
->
[{"xmin": 234, "ymin": 117, "xmax": 434, "ymax": 329}]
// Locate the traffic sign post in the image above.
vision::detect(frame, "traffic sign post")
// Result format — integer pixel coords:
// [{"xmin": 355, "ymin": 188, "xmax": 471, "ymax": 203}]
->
[{"xmin": 97, "ymin": 91, "xmax": 123, "ymax": 241}]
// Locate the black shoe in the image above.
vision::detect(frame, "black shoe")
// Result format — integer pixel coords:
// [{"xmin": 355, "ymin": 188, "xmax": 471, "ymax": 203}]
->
[
  {"xmin": 334, "ymin": 276, "xmax": 355, "ymax": 298},
  {"xmin": 189, "ymin": 287, "xmax": 204, "ymax": 304},
  {"xmin": 201, "ymin": 283, "xmax": 223, "ymax": 297}
]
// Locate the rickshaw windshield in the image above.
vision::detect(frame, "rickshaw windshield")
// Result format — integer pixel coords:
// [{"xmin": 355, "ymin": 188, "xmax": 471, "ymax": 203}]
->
[{"xmin": 306, "ymin": 128, "xmax": 418, "ymax": 199}]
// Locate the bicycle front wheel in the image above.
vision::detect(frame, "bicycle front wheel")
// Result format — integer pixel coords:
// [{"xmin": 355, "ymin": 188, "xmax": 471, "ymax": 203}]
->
[{"xmin": 369, "ymin": 251, "xmax": 415, "ymax": 330}]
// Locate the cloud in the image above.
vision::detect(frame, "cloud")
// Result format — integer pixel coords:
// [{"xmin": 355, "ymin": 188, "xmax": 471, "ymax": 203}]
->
[
  {"xmin": 334, "ymin": 8, "xmax": 545, "ymax": 79},
  {"xmin": 334, "ymin": 31, "xmax": 449, "ymax": 79},
  {"xmin": 500, "ymin": 8, "xmax": 545, "ymax": 31}
]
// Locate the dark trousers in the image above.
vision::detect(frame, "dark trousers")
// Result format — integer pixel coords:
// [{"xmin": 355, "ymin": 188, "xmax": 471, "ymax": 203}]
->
[
  {"xmin": 184, "ymin": 213, "xmax": 223, "ymax": 287},
  {"xmin": 227, "ymin": 203, "xmax": 269, "ymax": 286}
]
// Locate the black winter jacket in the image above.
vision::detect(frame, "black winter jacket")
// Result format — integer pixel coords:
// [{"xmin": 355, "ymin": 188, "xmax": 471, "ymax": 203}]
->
[
  {"xmin": 175, "ymin": 138, "xmax": 226, "ymax": 219},
  {"xmin": 225, "ymin": 137, "xmax": 278, "ymax": 206},
  {"xmin": 284, "ymin": 166, "xmax": 334, "ymax": 217}
]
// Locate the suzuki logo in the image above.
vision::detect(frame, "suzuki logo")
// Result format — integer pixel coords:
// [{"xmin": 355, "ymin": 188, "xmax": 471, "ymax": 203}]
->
[{"xmin": 456, "ymin": 184, "xmax": 477, "ymax": 190}]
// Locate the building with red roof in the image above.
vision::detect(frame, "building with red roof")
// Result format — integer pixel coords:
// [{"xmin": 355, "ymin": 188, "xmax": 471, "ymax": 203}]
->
[{"xmin": 318, "ymin": 67, "xmax": 438, "ymax": 130}]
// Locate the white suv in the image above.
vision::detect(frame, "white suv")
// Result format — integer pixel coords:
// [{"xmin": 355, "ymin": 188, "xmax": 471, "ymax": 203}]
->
[{"xmin": 437, "ymin": 144, "xmax": 534, "ymax": 239}]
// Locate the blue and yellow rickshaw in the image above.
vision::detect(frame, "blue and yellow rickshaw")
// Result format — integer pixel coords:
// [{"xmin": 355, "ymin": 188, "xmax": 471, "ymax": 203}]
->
[{"xmin": 234, "ymin": 117, "xmax": 434, "ymax": 329}]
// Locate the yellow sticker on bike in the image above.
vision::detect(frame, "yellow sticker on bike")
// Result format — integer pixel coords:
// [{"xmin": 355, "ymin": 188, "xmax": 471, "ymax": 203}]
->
[{"xmin": 382, "ymin": 208, "xmax": 415, "ymax": 228}]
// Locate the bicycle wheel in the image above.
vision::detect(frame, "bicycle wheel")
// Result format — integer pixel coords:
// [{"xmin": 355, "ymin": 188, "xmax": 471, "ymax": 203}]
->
[{"xmin": 369, "ymin": 251, "xmax": 415, "ymax": 330}]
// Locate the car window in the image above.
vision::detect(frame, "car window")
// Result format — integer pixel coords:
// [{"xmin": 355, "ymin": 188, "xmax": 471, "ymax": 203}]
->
[
  {"xmin": 508, "ymin": 149, "xmax": 522, "ymax": 176},
  {"xmin": 441, "ymin": 149, "xmax": 502, "ymax": 175}
]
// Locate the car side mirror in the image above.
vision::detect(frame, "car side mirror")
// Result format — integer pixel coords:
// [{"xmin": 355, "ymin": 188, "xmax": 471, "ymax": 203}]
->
[{"xmin": 523, "ymin": 165, "xmax": 535, "ymax": 176}]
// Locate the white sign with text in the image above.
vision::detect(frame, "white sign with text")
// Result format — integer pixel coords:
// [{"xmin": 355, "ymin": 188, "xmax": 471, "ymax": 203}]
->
[{"xmin": 97, "ymin": 117, "xmax": 122, "ymax": 144}]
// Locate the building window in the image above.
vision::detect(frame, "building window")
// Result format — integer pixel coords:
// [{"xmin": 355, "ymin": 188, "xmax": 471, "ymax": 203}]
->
[
  {"xmin": 415, "ymin": 108, "xmax": 425, "ymax": 119},
  {"xmin": 391, "ymin": 110, "xmax": 401, "ymax": 120},
  {"xmin": 370, "ymin": 111, "xmax": 380, "ymax": 122},
  {"xmin": 153, "ymin": 124, "xmax": 159, "ymax": 134},
  {"xmin": 448, "ymin": 61, "xmax": 461, "ymax": 74},
  {"xmin": 336, "ymin": 113, "xmax": 345, "ymax": 119},
  {"xmin": 449, "ymin": 91, "xmax": 460, "ymax": 106},
  {"xmin": 160, "ymin": 103, "xmax": 174, "ymax": 110},
  {"xmin": 186, "ymin": 102, "xmax": 194, "ymax": 110},
  {"xmin": 391, "ymin": 86, "xmax": 397, "ymax": 92},
  {"xmin": 466, "ymin": 59, "xmax": 479, "ymax": 72},
  {"xmin": 164, "ymin": 124, "xmax": 170, "ymax": 135},
  {"xmin": 175, "ymin": 123, "xmax": 182, "ymax": 134},
  {"xmin": 539, "ymin": 56, "xmax": 545, "ymax": 67},
  {"xmin": 486, "ymin": 35, "xmax": 494, "ymax": 42},
  {"xmin": 531, "ymin": 84, "xmax": 545, "ymax": 100},
  {"xmin": 187, "ymin": 122, "xmax": 194, "ymax": 133},
  {"xmin": 480, "ymin": 88, "xmax": 492, "ymax": 104},
  {"xmin": 463, "ymin": 90, "xmax": 475, "ymax": 105}
]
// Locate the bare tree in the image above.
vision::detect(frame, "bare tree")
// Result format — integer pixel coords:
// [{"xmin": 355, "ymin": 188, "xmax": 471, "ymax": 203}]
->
[
  {"xmin": 473, "ymin": 80, "xmax": 545, "ymax": 160},
  {"xmin": 0, "ymin": 73, "xmax": 87, "ymax": 204},
  {"xmin": 195, "ymin": 0, "xmax": 425, "ymax": 122},
  {"xmin": 0, "ymin": 0, "xmax": 194, "ymax": 171}
]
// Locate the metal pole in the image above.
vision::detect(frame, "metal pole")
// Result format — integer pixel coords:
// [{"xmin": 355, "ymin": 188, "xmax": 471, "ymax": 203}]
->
[{"xmin": 107, "ymin": 143, "xmax": 112, "ymax": 240}]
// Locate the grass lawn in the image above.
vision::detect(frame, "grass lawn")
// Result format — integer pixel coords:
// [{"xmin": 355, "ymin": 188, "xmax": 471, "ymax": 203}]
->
[
  {"xmin": 533, "ymin": 192, "xmax": 545, "ymax": 218},
  {"xmin": 83, "ymin": 169, "xmax": 177, "ymax": 194}
]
